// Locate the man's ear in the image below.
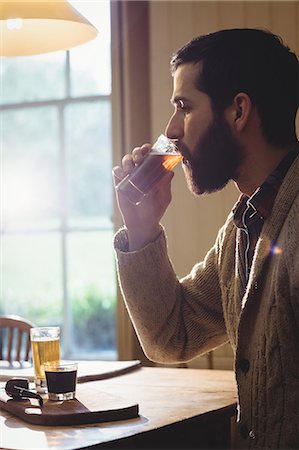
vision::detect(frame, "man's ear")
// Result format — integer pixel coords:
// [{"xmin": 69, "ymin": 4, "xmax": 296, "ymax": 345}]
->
[{"xmin": 231, "ymin": 92, "xmax": 252, "ymax": 131}]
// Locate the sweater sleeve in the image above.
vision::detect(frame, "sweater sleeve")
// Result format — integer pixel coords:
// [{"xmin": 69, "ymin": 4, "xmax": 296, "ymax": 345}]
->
[{"xmin": 114, "ymin": 225, "xmax": 228, "ymax": 364}]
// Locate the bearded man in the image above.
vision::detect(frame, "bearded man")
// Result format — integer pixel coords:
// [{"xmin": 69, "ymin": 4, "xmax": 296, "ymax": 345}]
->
[{"xmin": 113, "ymin": 28, "xmax": 299, "ymax": 449}]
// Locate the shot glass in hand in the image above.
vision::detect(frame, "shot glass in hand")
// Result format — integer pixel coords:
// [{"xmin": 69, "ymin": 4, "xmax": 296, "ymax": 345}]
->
[
  {"xmin": 45, "ymin": 361, "xmax": 78, "ymax": 401},
  {"xmin": 115, "ymin": 134, "xmax": 182, "ymax": 205},
  {"xmin": 30, "ymin": 326, "xmax": 60, "ymax": 393}
]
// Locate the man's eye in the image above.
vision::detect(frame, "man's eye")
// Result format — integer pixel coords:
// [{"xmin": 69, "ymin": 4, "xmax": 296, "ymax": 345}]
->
[{"xmin": 176, "ymin": 100, "xmax": 190, "ymax": 112}]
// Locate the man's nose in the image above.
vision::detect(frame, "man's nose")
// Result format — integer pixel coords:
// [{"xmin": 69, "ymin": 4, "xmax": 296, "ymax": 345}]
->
[{"xmin": 165, "ymin": 113, "xmax": 184, "ymax": 140}]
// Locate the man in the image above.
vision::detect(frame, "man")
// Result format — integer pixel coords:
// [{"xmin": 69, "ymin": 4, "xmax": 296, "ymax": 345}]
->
[{"xmin": 113, "ymin": 28, "xmax": 299, "ymax": 449}]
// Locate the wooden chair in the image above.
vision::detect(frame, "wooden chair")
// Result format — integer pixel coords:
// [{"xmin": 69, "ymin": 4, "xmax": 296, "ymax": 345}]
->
[{"xmin": 0, "ymin": 315, "xmax": 35, "ymax": 365}]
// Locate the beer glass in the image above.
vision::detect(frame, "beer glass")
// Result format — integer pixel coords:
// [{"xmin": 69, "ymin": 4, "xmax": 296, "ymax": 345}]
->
[
  {"xmin": 30, "ymin": 326, "xmax": 60, "ymax": 393},
  {"xmin": 115, "ymin": 134, "xmax": 182, "ymax": 205}
]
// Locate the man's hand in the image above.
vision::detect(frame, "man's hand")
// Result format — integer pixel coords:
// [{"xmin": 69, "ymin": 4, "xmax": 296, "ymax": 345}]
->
[{"xmin": 113, "ymin": 143, "xmax": 174, "ymax": 251}]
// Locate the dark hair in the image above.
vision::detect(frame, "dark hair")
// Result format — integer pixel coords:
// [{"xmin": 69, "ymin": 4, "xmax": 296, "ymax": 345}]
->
[{"xmin": 171, "ymin": 28, "xmax": 298, "ymax": 146}]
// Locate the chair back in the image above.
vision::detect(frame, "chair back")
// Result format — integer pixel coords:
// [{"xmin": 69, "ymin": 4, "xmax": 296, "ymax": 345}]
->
[{"xmin": 0, "ymin": 315, "xmax": 35, "ymax": 364}]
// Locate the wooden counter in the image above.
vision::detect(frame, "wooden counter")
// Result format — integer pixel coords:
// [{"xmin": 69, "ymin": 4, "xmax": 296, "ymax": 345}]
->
[{"xmin": 0, "ymin": 366, "xmax": 237, "ymax": 450}]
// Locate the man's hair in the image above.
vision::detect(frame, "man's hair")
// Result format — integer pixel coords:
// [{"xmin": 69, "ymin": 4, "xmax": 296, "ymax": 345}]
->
[{"xmin": 170, "ymin": 28, "xmax": 298, "ymax": 146}]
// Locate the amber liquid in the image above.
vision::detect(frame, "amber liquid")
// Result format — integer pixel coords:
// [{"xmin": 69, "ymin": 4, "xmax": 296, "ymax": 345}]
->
[
  {"xmin": 116, "ymin": 152, "xmax": 183, "ymax": 205},
  {"xmin": 32, "ymin": 338, "xmax": 60, "ymax": 379}
]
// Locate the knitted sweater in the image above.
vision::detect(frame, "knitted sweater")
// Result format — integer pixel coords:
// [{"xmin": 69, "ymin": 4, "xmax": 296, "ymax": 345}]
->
[{"xmin": 114, "ymin": 155, "xmax": 299, "ymax": 449}]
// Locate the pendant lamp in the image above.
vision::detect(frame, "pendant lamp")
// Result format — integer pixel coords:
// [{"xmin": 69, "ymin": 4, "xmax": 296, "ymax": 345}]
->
[{"xmin": 0, "ymin": 0, "xmax": 98, "ymax": 57}]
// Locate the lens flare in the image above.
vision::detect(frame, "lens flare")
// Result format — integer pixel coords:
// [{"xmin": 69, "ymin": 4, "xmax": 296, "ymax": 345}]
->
[{"xmin": 271, "ymin": 245, "xmax": 283, "ymax": 255}]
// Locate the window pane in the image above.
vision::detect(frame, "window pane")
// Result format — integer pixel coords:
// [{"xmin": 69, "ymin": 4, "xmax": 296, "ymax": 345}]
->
[
  {"xmin": 67, "ymin": 231, "xmax": 117, "ymax": 358},
  {"xmin": 69, "ymin": 1, "xmax": 111, "ymax": 96},
  {"xmin": 1, "ymin": 1, "xmax": 115, "ymax": 361},
  {"xmin": 0, "ymin": 52, "xmax": 66, "ymax": 105},
  {"xmin": 1, "ymin": 233, "xmax": 63, "ymax": 327},
  {"xmin": 2, "ymin": 107, "xmax": 61, "ymax": 231},
  {"xmin": 65, "ymin": 101, "xmax": 113, "ymax": 227}
]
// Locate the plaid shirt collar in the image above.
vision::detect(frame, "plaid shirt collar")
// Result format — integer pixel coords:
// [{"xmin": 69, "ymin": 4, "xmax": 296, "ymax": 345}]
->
[{"xmin": 234, "ymin": 147, "xmax": 299, "ymax": 229}]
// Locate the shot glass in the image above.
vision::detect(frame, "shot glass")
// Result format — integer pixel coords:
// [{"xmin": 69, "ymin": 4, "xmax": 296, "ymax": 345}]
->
[
  {"xmin": 44, "ymin": 361, "xmax": 78, "ymax": 401},
  {"xmin": 115, "ymin": 134, "xmax": 182, "ymax": 205},
  {"xmin": 30, "ymin": 326, "xmax": 60, "ymax": 393}
]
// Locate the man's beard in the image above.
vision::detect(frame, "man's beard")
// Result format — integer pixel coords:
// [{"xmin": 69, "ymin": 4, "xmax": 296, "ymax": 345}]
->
[{"xmin": 179, "ymin": 114, "xmax": 244, "ymax": 195}]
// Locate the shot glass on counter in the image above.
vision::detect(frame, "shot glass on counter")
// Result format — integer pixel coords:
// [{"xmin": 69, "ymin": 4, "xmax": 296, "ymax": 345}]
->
[{"xmin": 44, "ymin": 361, "xmax": 78, "ymax": 401}]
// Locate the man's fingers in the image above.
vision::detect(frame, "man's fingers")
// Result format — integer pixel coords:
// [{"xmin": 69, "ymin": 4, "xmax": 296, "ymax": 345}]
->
[
  {"xmin": 121, "ymin": 154, "xmax": 135, "ymax": 174},
  {"xmin": 117, "ymin": 144, "xmax": 152, "ymax": 176},
  {"xmin": 132, "ymin": 144, "xmax": 152, "ymax": 164},
  {"xmin": 112, "ymin": 166, "xmax": 124, "ymax": 184}
]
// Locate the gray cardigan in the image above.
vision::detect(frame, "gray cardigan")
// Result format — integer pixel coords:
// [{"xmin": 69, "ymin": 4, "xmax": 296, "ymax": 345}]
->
[{"xmin": 114, "ymin": 155, "xmax": 299, "ymax": 449}]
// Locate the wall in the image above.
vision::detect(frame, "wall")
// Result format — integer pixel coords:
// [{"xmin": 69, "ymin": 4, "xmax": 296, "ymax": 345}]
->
[{"xmin": 148, "ymin": 1, "xmax": 299, "ymax": 369}]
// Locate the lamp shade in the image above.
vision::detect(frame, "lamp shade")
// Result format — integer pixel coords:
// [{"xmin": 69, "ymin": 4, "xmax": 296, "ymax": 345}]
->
[{"xmin": 0, "ymin": 0, "xmax": 98, "ymax": 57}]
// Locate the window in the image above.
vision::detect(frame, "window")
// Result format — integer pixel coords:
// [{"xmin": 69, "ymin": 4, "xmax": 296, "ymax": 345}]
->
[{"xmin": 0, "ymin": 1, "xmax": 117, "ymax": 360}]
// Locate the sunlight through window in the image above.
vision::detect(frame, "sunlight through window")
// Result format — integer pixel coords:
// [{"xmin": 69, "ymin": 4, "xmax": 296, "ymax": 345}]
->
[{"xmin": 1, "ymin": 1, "xmax": 116, "ymax": 360}]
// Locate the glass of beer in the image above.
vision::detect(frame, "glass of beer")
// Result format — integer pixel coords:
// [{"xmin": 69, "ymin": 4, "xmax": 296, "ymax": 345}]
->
[
  {"xmin": 115, "ymin": 134, "xmax": 183, "ymax": 205},
  {"xmin": 30, "ymin": 326, "xmax": 60, "ymax": 393}
]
